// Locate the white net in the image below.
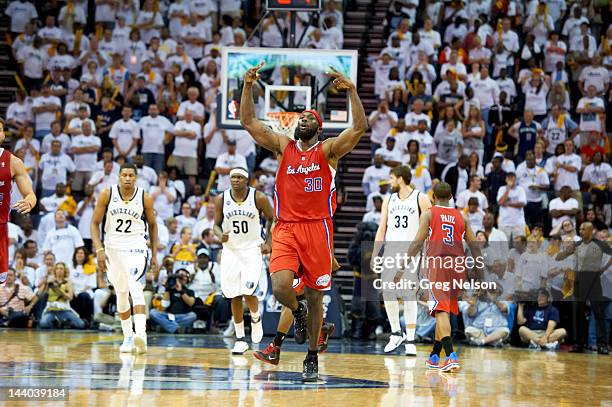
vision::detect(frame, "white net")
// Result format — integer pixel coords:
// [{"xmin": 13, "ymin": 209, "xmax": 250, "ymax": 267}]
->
[{"xmin": 267, "ymin": 112, "xmax": 300, "ymax": 140}]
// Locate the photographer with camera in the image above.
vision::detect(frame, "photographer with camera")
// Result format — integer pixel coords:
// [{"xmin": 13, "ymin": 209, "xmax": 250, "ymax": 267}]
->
[
  {"xmin": 149, "ymin": 268, "xmax": 197, "ymax": 333},
  {"xmin": 39, "ymin": 263, "xmax": 85, "ymax": 329},
  {"xmin": 517, "ymin": 288, "xmax": 567, "ymax": 351},
  {"xmin": 0, "ymin": 269, "xmax": 38, "ymax": 327},
  {"xmin": 461, "ymin": 286, "xmax": 511, "ymax": 347}
]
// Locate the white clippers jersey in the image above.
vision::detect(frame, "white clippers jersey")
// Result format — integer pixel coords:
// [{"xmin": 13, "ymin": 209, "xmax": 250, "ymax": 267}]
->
[
  {"xmin": 222, "ymin": 187, "xmax": 263, "ymax": 250},
  {"xmin": 104, "ymin": 185, "xmax": 147, "ymax": 250},
  {"xmin": 385, "ymin": 189, "xmax": 421, "ymax": 242}
]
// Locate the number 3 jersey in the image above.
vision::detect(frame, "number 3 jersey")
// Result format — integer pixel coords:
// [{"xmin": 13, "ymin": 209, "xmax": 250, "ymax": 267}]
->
[
  {"xmin": 222, "ymin": 187, "xmax": 262, "ymax": 251},
  {"xmin": 104, "ymin": 185, "xmax": 147, "ymax": 251},
  {"xmin": 427, "ymin": 205, "xmax": 465, "ymax": 258},
  {"xmin": 274, "ymin": 140, "xmax": 336, "ymax": 222}
]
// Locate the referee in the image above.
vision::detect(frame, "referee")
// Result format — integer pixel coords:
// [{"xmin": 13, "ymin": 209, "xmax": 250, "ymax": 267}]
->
[{"xmin": 556, "ymin": 222, "xmax": 612, "ymax": 354}]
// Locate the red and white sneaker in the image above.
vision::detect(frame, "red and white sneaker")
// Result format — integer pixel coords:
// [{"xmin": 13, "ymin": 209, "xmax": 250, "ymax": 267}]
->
[
  {"xmin": 425, "ymin": 354, "xmax": 441, "ymax": 369},
  {"xmin": 439, "ymin": 352, "xmax": 460, "ymax": 372},
  {"xmin": 318, "ymin": 322, "xmax": 335, "ymax": 353},
  {"xmin": 253, "ymin": 342, "xmax": 281, "ymax": 365}
]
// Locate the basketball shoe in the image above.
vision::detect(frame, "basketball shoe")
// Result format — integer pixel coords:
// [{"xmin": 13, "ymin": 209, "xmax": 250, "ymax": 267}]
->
[
  {"xmin": 120, "ymin": 336, "xmax": 134, "ymax": 353},
  {"xmin": 302, "ymin": 355, "xmax": 318, "ymax": 382},
  {"xmin": 318, "ymin": 322, "xmax": 335, "ymax": 353},
  {"xmin": 425, "ymin": 354, "xmax": 440, "ymax": 369},
  {"xmin": 251, "ymin": 314, "xmax": 263, "ymax": 344},
  {"xmin": 405, "ymin": 341, "xmax": 417, "ymax": 356},
  {"xmin": 232, "ymin": 340, "xmax": 249, "ymax": 355},
  {"xmin": 293, "ymin": 299, "xmax": 308, "ymax": 344},
  {"xmin": 253, "ymin": 343, "xmax": 281, "ymax": 365},
  {"xmin": 384, "ymin": 331, "xmax": 406, "ymax": 353},
  {"xmin": 134, "ymin": 333, "xmax": 147, "ymax": 354},
  {"xmin": 439, "ymin": 352, "xmax": 460, "ymax": 372}
]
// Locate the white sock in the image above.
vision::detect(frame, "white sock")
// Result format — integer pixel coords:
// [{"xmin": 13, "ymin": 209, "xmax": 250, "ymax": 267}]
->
[
  {"xmin": 404, "ymin": 300, "xmax": 417, "ymax": 341},
  {"xmin": 251, "ymin": 311, "xmax": 261, "ymax": 323},
  {"xmin": 384, "ymin": 300, "xmax": 401, "ymax": 333},
  {"xmin": 121, "ymin": 317, "xmax": 133, "ymax": 338},
  {"xmin": 235, "ymin": 319, "xmax": 245, "ymax": 339},
  {"xmin": 133, "ymin": 313, "xmax": 147, "ymax": 336}
]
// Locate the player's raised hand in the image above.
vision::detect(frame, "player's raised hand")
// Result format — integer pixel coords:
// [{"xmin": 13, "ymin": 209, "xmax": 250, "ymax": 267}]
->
[
  {"xmin": 244, "ymin": 61, "xmax": 265, "ymax": 84},
  {"xmin": 12, "ymin": 198, "xmax": 33, "ymax": 214},
  {"xmin": 327, "ymin": 67, "xmax": 355, "ymax": 91}
]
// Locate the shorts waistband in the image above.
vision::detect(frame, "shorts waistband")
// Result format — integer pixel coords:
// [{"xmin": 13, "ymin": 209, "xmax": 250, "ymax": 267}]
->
[{"xmin": 276, "ymin": 218, "xmax": 332, "ymax": 225}]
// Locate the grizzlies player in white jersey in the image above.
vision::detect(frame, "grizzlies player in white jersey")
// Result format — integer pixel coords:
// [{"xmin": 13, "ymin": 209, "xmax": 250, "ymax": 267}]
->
[
  {"xmin": 373, "ymin": 165, "xmax": 431, "ymax": 356},
  {"xmin": 91, "ymin": 163, "xmax": 158, "ymax": 354},
  {"xmin": 214, "ymin": 167, "xmax": 274, "ymax": 355}
]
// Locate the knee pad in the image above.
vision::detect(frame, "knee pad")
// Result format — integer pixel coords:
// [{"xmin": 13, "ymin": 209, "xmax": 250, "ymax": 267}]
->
[
  {"xmin": 116, "ymin": 291, "xmax": 130, "ymax": 314},
  {"xmin": 128, "ymin": 281, "xmax": 145, "ymax": 306}
]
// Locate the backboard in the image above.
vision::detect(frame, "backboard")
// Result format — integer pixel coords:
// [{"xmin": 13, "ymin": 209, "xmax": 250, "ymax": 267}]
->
[{"xmin": 219, "ymin": 46, "xmax": 359, "ymax": 135}]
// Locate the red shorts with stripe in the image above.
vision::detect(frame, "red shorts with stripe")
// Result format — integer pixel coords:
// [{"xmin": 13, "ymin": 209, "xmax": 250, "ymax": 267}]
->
[
  {"xmin": 427, "ymin": 266, "xmax": 460, "ymax": 316},
  {"xmin": 270, "ymin": 218, "xmax": 333, "ymax": 291},
  {"xmin": 0, "ymin": 224, "xmax": 8, "ymax": 285}
]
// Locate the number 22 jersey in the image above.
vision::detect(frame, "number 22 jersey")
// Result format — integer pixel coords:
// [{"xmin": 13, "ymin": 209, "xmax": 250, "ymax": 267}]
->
[
  {"xmin": 104, "ymin": 185, "xmax": 147, "ymax": 251},
  {"xmin": 274, "ymin": 140, "xmax": 336, "ymax": 222}
]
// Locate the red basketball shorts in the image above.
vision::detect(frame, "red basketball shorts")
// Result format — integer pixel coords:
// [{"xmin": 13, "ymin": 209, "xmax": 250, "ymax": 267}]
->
[
  {"xmin": 427, "ymin": 265, "xmax": 460, "ymax": 316},
  {"xmin": 0, "ymin": 223, "xmax": 8, "ymax": 285},
  {"xmin": 270, "ymin": 218, "xmax": 333, "ymax": 291}
]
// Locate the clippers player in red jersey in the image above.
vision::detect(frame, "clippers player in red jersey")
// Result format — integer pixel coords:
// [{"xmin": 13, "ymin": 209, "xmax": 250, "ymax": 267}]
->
[
  {"xmin": 240, "ymin": 62, "xmax": 367, "ymax": 381},
  {"xmin": 0, "ymin": 119, "xmax": 37, "ymax": 286},
  {"xmin": 407, "ymin": 182, "xmax": 483, "ymax": 372}
]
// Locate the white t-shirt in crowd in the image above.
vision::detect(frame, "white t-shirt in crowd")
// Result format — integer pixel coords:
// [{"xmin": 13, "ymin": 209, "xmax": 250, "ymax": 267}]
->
[
  {"xmin": 177, "ymin": 100, "xmax": 205, "ymax": 119},
  {"xmin": 362, "ymin": 164, "xmax": 391, "ymax": 195},
  {"xmin": 173, "ymin": 120, "xmax": 202, "ymax": 158},
  {"xmin": 369, "ymin": 111, "xmax": 398, "ymax": 145},
  {"xmin": 215, "ymin": 152, "xmax": 248, "ymax": 191},
  {"xmin": 515, "ymin": 163, "xmax": 550, "ymax": 203},
  {"xmin": 41, "ymin": 133, "xmax": 71, "ymax": 155},
  {"xmin": 579, "ymin": 66, "xmax": 610, "ymax": 94},
  {"xmin": 455, "ymin": 189, "xmax": 489, "ymax": 210},
  {"xmin": 38, "ymin": 153, "xmax": 76, "ymax": 188},
  {"xmin": 548, "ymin": 197, "xmax": 579, "ymax": 228},
  {"xmin": 75, "ymin": 199, "xmax": 95, "ymax": 239},
  {"xmin": 109, "ymin": 118, "xmax": 140, "ymax": 158},
  {"xmin": 496, "ymin": 185, "xmax": 527, "ymax": 227},
  {"xmin": 553, "ymin": 153, "xmax": 581, "ymax": 191},
  {"xmin": 42, "ymin": 224, "xmax": 85, "ymax": 265},
  {"xmin": 32, "ymin": 95, "xmax": 61, "ymax": 131},
  {"xmin": 471, "ymin": 76, "xmax": 500, "ymax": 110},
  {"xmin": 582, "ymin": 163, "xmax": 612, "ymax": 188},
  {"xmin": 71, "ymin": 134, "xmax": 101, "ymax": 171},
  {"xmin": 140, "ymin": 115, "xmax": 174, "ymax": 154},
  {"xmin": 577, "ymin": 96, "xmax": 605, "ymax": 133},
  {"xmin": 6, "ymin": 0, "xmax": 38, "ymax": 32}
]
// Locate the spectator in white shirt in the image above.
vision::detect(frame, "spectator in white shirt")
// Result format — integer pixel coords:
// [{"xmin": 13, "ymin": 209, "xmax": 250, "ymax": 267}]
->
[
  {"xmin": 404, "ymin": 99, "xmax": 431, "ymax": 132},
  {"xmin": 109, "ymin": 106, "xmax": 140, "ymax": 159},
  {"xmin": 368, "ymin": 100, "xmax": 398, "ymax": 154},
  {"xmin": 14, "ymin": 124, "xmax": 39, "ymax": 173},
  {"xmin": 42, "ymin": 210, "xmax": 84, "ymax": 265},
  {"xmin": 362, "ymin": 196, "xmax": 383, "ymax": 225},
  {"xmin": 132, "ymin": 154, "xmax": 158, "ymax": 192},
  {"xmin": 365, "ymin": 179, "xmax": 391, "ymax": 212},
  {"xmin": 582, "ymin": 151, "xmax": 612, "ymax": 191},
  {"xmin": 140, "ymin": 104, "xmax": 174, "ymax": 172},
  {"xmin": 177, "ymin": 87, "xmax": 206, "ymax": 125},
  {"xmin": 576, "ymin": 85, "xmax": 606, "ymax": 134},
  {"xmin": 578, "ymin": 55, "xmax": 610, "ymax": 96},
  {"xmin": 362, "ymin": 154, "xmax": 391, "ymax": 196},
  {"xmin": 88, "ymin": 160, "xmax": 119, "ymax": 196},
  {"xmin": 322, "ymin": 16, "xmax": 343, "ymax": 49},
  {"xmin": 456, "ymin": 175, "xmax": 489, "ymax": 211},
  {"xmin": 39, "ymin": 183, "xmax": 71, "ymax": 213},
  {"xmin": 321, "ymin": 0, "xmax": 343, "ymax": 28},
  {"xmin": 549, "ymin": 186, "xmax": 580, "ymax": 229},
  {"xmin": 31, "ymin": 82, "xmax": 61, "ymax": 139},
  {"xmin": 5, "ymin": 90, "xmax": 32, "ymax": 135},
  {"xmin": 66, "ymin": 105, "xmax": 96, "ymax": 136},
  {"xmin": 471, "ymin": 66, "xmax": 500, "ymax": 123},
  {"xmin": 496, "ymin": 172, "xmax": 528, "ymax": 241},
  {"xmin": 215, "ymin": 139, "xmax": 247, "ymax": 191},
  {"xmin": 418, "ymin": 18, "xmax": 441, "ymax": 52},
  {"xmin": 552, "ymin": 139, "xmax": 582, "ymax": 192},
  {"xmin": 170, "ymin": 109, "xmax": 202, "ymax": 186},
  {"xmin": 516, "ymin": 151, "xmax": 550, "ymax": 227},
  {"xmin": 372, "ymin": 53, "xmax": 399, "ymax": 99},
  {"xmin": 375, "ymin": 137, "xmax": 402, "ymax": 168},
  {"xmin": 70, "ymin": 121, "xmax": 101, "ymax": 196},
  {"xmin": 5, "ymin": 0, "xmax": 38, "ymax": 35},
  {"xmin": 75, "ymin": 185, "xmax": 95, "ymax": 249},
  {"xmin": 39, "ymin": 140, "xmax": 76, "ymax": 197},
  {"xmin": 176, "ymin": 202, "xmax": 197, "ymax": 232},
  {"xmin": 150, "ymin": 171, "xmax": 177, "ymax": 221}
]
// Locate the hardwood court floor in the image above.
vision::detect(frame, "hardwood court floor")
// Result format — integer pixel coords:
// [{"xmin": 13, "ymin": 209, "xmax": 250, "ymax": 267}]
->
[{"xmin": 0, "ymin": 330, "xmax": 610, "ymax": 407}]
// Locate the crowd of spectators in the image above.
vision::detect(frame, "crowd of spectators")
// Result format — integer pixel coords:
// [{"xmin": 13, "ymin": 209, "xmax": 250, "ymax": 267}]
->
[{"xmin": 1, "ymin": 0, "xmax": 611, "ymax": 354}]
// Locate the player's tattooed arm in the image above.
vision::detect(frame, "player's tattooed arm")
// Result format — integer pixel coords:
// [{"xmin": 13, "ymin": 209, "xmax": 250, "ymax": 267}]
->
[
  {"xmin": 240, "ymin": 61, "xmax": 290, "ymax": 155},
  {"xmin": 213, "ymin": 193, "xmax": 227, "ymax": 243},
  {"xmin": 143, "ymin": 193, "xmax": 159, "ymax": 275},
  {"xmin": 406, "ymin": 210, "xmax": 431, "ymax": 258},
  {"xmin": 255, "ymin": 191, "xmax": 274, "ymax": 254},
  {"xmin": 91, "ymin": 188, "xmax": 111, "ymax": 284},
  {"xmin": 324, "ymin": 67, "xmax": 368, "ymax": 165},
  {"xmin": 11, "ymin": 154, "xmax": 36, "ymax": 214}
]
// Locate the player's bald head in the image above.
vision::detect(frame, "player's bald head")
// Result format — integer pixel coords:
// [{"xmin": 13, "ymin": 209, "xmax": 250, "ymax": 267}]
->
[{"xmin": 433, "ymin": 182, "xmax": 452, "ymax": 201}]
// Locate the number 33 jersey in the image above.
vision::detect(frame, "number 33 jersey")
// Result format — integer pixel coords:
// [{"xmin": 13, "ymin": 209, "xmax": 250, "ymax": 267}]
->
[
  {"xmin": 222, "ymin": 187, "xmax": 263, "ymax": 250},
  {"xmin": 104, "ymin": 185, "xmax": 147, "ymax": 251},
  {"xmin": 274, "ymin": 140, "xmax": 336, "ymax": 222},
  {"xmin": 385, "ymin": 190, "xmax": 421, "ymax": 242}
]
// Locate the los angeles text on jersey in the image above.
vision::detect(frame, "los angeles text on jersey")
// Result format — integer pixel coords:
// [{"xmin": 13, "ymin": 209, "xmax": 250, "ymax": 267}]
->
[
  {"xmin": 285, "ymin": 163, "xmax": 320, "ymax": 175},
  {"xmin": 373, "ymin": 278, "xmax": 497, "ymax": 292}
]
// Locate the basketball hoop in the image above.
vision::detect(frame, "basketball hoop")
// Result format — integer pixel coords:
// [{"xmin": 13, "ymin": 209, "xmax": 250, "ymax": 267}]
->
[{"xmin": 267, "ymin": 112, "xmax": 300, "ymax": 139}]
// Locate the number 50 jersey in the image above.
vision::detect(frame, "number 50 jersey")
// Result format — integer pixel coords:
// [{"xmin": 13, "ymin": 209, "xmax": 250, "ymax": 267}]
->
[
  {"xmin": 222, "ymin": 187, "xmax": 263, "ymax": 251},
  {"xmin": 104, "ymin": 185, "xmax": 147, "ymax": 251}
]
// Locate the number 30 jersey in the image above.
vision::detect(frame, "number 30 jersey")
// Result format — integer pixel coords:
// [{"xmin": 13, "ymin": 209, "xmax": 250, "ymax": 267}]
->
[
  {"xmin": 274, "ymin": 140, "xmax": 336, "ymax": 222},
  {"xmin": 104, "ymin": 185, "xmax": 147, "ymax": 251},
  {"xmin": 222, "ymin": 187, "xmax": 262, "ymax": 251},
  {"xmin": 385, "ymin": 190, "xmax": 421, "ymax": 242}
]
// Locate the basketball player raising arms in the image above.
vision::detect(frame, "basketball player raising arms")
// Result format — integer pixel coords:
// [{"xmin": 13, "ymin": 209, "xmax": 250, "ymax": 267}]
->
[
  {"xmin": 91, "ymin": 163, "xmax": 158, "ymax": 354},
  {"xmin": 373, "ymin": 165, "xmax": 431, "ymax": 356},
  {"xmin": 240, "ymin": 62, "xmax": 367, "ymax": 381},
  {"xmin": 0, "ymin": 119, "xmax": 37, "ymax": 286},
  {"xmin": 214, "ymin": 167, "xmax": 274, "ymax": 355},
  {"xmin": 406, "ymin": 182, "xmax": 483, "ymax": 372}
]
